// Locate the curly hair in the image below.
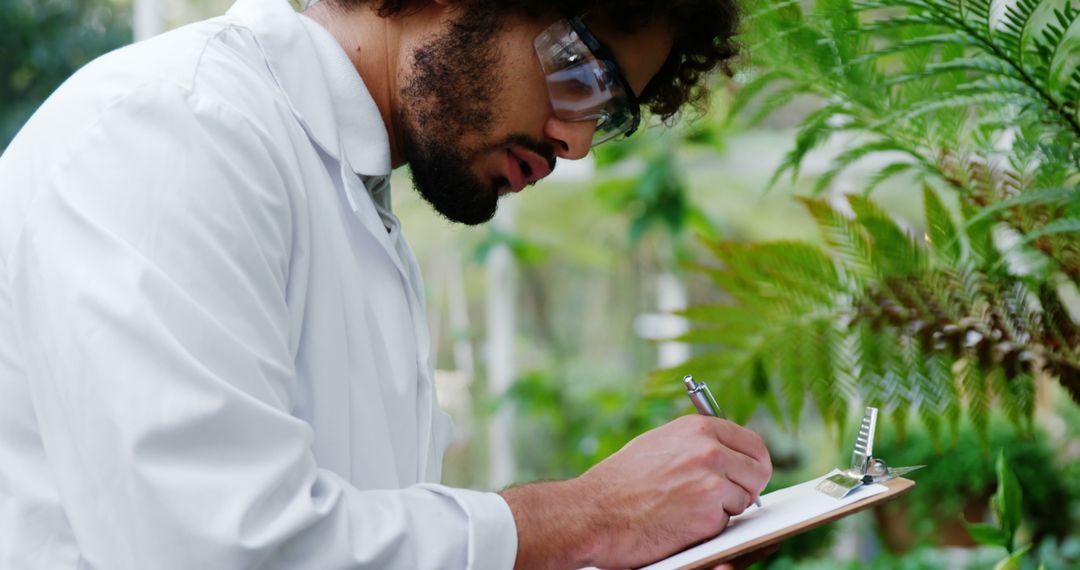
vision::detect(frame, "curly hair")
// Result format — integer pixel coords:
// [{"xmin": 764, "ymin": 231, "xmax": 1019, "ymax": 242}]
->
[{"xmin": 325, "ymin": 0, "xmax": 741, "ymax": 121}]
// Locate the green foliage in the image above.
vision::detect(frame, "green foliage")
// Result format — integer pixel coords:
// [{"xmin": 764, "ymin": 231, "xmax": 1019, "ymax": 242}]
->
[
  {"xmin": 658, "ymin": 0, "xmax": 1080, "ymax": 443},
  {"xmin": 504, "ymin": 369, "xmax": 678, "ymax": 479},
  {"xmin": 734, "ymin": 0, "xmax": 1080, "ymax": 280},
  {"xmin": 591, "ymin": 98, "xmax": 731, "ymax": 265},
  {"xmin": 966, "ymin": 451, "xmax": 1024, "ymax": 553},
  {"xmin": 660, "ymin": 190, "xmax": 1079, "ymax": 443},
  {"xmin": 0, "ymin": 0, "xmax": 131, "ymax": 148},
  {"xmin": 871, "ymin": 416, "xmax": 1076, "ymax": 554}
]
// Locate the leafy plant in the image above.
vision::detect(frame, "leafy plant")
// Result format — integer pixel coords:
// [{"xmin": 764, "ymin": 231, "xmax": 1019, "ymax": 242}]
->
[
  {"xmin": 650, "ymin": 0, "xmax": 1080, "ymax": 446},
  {"xmin": 873, "ymin": 415, "xmax": 1076, "ymax": 549},
  {"xmin": 964, "ymin": 452, "xmax": 1033, "ymax": 569}
]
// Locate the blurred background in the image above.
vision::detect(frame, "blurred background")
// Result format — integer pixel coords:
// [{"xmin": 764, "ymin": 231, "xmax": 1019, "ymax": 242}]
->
[{"xmin": 3, "ymin": 0, "xmax": 1079, "ymax": 568}]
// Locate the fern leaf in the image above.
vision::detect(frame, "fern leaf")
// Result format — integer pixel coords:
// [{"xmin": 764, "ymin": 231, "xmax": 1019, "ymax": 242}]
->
[
  {"xmin": 744, "ymin": 82, "xmax": 813, "ymax": 129},
  {"xmin": 963, "ymin": 187, "xmax": 1076, "ymax": 226},
  {"xmin": 875, "ymin": 91, "xmax": 1024, "ymax": 131},
  {"xmin": 924, "ymin": 184, "xmax": 963, "ymax": 263},
  {"xmin": 883, "ymin": 57, "xmax": 1024, "ymax": 89},
  {"xmin": 673, "ymin": 327, "xmax": 759, "ymax": 348},
  {"xmin": 995, "ymin": 0, "xmax": 1041, "ymax": 60},
  {"xmin": 774, "ymin": 325, "xmax": 808, "ymax": 429},
  {"xmin": 727, "ymin": 69, "xmax": 794, "ymax": 127},
  {"xmin": 768, "ymin": 104, "xmax": 847, "ymax": 189},
  {"xmin": 846, "ymin": 33, "xmax": 983, "ymax": 69},
  {"xmin": 813, "ymin": 139, "xmax": 912, "ymax": 194},
  {"xmin": 848, "ymin": 194, "xmax": 927, "ymax": 276},
  {"xmin": 800, "ymin": 197, "xmax": 877, "ymax": 281},
  {"xmin": 1017, "ymin": 217, "xmax": 1080, "ymax": 244},
  {"xmin": 960, "ymin": 359, "xmax": 992, "ymax": 451},
  {"xmin": 865, "ymin": 161, "xmax": 919, "ymax": 194},
  {"xmin": 807, "ymin": 319, "xmax": 847, "ymax": 430},
  {"xmin": 742, "ymin": 0, "xmax": 804, "ymax": 24}
]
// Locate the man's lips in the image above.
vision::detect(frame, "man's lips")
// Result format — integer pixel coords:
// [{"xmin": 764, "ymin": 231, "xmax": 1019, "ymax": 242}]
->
[{"xmin": 504, "ymin": 148, "xmax": 554, "ymax": 193}]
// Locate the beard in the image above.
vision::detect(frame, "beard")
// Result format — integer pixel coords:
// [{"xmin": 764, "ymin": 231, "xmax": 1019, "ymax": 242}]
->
[{"xmin": 398, "ymin": 11, "xmax": 554, "ymax": 225}]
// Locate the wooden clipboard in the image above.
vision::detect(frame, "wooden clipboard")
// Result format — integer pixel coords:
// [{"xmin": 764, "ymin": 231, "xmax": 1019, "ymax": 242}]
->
[{"xmin": 674, "ymin": 478, "xmax": 915, "ymax": 570}]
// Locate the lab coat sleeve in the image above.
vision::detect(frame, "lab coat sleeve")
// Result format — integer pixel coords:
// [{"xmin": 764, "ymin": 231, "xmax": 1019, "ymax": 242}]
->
[{"xmin": 7, "ymin": 82, "xmax": 518, "ymax": 570}]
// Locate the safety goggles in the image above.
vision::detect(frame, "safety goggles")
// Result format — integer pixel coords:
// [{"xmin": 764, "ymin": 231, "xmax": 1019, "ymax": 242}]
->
[{"xmin": 534, "ymin": 16, "xmax": 641, "ymax": 147}]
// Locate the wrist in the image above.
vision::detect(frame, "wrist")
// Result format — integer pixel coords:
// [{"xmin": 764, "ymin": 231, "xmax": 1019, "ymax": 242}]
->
[
  {"xmin": 559, "ymin": 476, "xmax": 604, "ymax": 568},
  {"xmin": 499, "ymin": 477, "xmax": 605, "ymax": 570}
]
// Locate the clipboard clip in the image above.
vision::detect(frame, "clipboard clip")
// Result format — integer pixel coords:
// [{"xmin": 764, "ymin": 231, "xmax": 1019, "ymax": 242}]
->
[{"xmin": 815, "ymin": 407, "xmax": 924, "ymax": 499}]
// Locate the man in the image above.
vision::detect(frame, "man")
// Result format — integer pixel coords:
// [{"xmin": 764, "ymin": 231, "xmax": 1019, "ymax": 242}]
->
[{"xmin": 0, "ymin": 0, "xmax": 771, "ymax": 568}]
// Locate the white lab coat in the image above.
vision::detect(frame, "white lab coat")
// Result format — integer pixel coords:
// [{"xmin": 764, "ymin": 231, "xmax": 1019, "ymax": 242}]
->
[{"xmin": 0, "ymin": 0, "xmax": 518, "ymax": 567}]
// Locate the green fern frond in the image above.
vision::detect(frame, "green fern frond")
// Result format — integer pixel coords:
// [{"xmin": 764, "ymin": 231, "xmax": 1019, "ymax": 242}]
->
[
  {"xmin": 924, "ymin": 184, "xmax": 963, "ymax": 263},
  {"xmin": 875, "ymin": 92, "xmax": 1018, "ymax": 131},
  {"xmin": 848, "ymin": 194, "xmax": 928, "ymax": 275},
  {"xmin": 800, "ymin": 197, "xmax": 877, "ymax": 281},
  {"xmin": 1017, "ymin": 217, "xmax": 1080, "ymax": 244},
  {"xmin": 673, "ymin": 0, "xmax": 1080, "ymax": 440},
  {"xmin": 846, "ymin": 33, "xmax": 983, "ymax": 67},
  {"xmin": 726, "ymin": 69, "xmax": 794, "ymax": 127},
  {"xmin": 813, "ymin": 139, "xmax": 914, "ymax": 194},
  {"xmin": 960, "ymin": 359, "xmax": 992, "ymax": 451},
  {"xmin": 865, "ymin": 161, "xmax": 920, "ymax": 194},
  {"xmin": 994, "ymin": 0, "xmax": 1044, "ymax": 60},
  {"xmin": 773, "ymin": 325, "xmax": 808, "ymax": 428},
  {"xmin": 963, "ymin": 186, "xmax": 1076, "ymax": 226},
  {"xmin": 744, "ymin": 82, "xmax": 815, "ymax": 128},
  {"xmin": 768, "ymin": 104, "xmax": 849, "ymax": 189},
  {"xmin": 883, "ymin": 57, "xmax": 1024, "ymax": 89}
]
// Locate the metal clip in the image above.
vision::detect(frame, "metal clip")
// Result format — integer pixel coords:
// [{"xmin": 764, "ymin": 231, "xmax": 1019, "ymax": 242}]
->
[{"xmin": 816, "ymin": 407, "xmax": 924, "ymax": 499}]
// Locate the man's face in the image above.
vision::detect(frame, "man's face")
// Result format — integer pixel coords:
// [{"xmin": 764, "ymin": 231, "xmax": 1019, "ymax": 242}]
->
[{"xmin": 398, "ymin": 9, "xmax": 674, "ymax": 225}]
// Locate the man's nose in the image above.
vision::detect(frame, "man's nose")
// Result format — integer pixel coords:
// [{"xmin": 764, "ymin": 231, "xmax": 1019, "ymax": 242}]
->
[{"xmin": 544, "ymin": 116, "xmax": 596, "ymax": 160}]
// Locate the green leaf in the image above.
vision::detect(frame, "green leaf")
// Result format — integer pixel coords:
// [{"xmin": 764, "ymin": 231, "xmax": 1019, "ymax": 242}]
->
[
  {"xmin": 923, "ymin": 185, "xmax": 962, "ymax": 263},
  {"xmin": 993, "ymin": 450, "xmax": 1023, "ymax": 548},
  {"xmin": 1017, "ymin": 217, "xmax": 1080, "ymax": 245},
  {"xmin": 768, "ymin": 105, "xmax": 846, "ymax": 190},
  {"xmin": 993, "ymin": 544, "xmax": 1032, "ymax": 570},
  {"xmin": 961, "ymin": 360, "xmax": 991, "ymax": 450},
  {"xmin": 847, "ymin": 33, "xmax": 983, "ymax": 67},
  {"xmin": 865, "ymin": 161, "xmax": 917, "ymax": 194},
  {"xmin": 884, "ymin": 57, "xmax": 1023, "ymax": 89},
  {"xmin": 963, "ymin": 187, "xmax": 1076, "ymax": 227},
  {"xmin": 965, "ymin": 522, "xmax": 1008, "ymax": 547},
  {"xmin": 800, "ymin": 197, "xmax": 875, "ymax": 281},
  {"xmin": 848, "ymin": 194, "xmax": 925, "ymax": 276},
  {"xmin": 813, "ymin": 139, "xmax": 911, "ymax": 194}
]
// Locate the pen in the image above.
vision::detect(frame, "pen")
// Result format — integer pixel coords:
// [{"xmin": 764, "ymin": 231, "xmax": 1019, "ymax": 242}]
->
[{"xmin": 683, "ymin": 374, "xmax": 763, "ymax": 508}]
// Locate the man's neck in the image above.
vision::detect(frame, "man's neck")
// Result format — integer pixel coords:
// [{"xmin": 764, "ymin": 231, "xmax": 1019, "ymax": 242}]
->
[{"xmin": 303, "ymin": 1, "xmax": 426, "ymax": 169}]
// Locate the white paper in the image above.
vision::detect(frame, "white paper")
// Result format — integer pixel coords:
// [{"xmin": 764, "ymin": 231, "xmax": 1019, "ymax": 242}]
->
[{"xmin": 633, "ymin": 471, "xmax": 888, "ymax": 570}]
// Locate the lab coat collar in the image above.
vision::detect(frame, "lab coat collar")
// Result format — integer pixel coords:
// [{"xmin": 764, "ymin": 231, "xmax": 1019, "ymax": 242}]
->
[{"xmin": 227, "ymin": 0, "xmax": 392, "ymax": 177}]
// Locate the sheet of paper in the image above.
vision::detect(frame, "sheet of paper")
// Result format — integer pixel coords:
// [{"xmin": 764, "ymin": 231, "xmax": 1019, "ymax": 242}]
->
[{"xmin": 635, "ymin": 471, "xmax": 888, "ymax": 570}]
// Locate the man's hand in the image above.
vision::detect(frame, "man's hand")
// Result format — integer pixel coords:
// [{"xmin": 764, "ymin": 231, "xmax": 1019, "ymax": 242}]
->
[{"xmin": 499, "ymin": 415, "xmax": 772, "ymax": 570}]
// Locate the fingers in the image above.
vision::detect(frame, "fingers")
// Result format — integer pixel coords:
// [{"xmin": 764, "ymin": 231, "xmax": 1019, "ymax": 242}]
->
[
  {"xmin": 699, "ymin": 417, "xmax": 771, "ymax": 467},
  {"xmin": 713, "ymin": 450, "xmax": 767, "ymax": 505},
  {"xmin": 715, "ymin": 479, "xmax": 753, "ymax": 516},
  {"xmin": 678, "ymin": 416, "xmax": 772, "ymax": 497}
]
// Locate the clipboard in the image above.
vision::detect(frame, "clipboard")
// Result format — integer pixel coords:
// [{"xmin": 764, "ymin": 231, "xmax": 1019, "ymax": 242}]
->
[
  {"xmin": 642, "ymin": 476, "xmax": 914, "ymax": 570},
  {"xmin": 637, "ymin": 407, "xmax": 920, "ymax": 570}
]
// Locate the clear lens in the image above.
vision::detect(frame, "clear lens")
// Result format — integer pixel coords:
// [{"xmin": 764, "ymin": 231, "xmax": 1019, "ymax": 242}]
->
[{"xmin": 535, "ymin": 20, "xmax": 634, "ymax": 146}]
